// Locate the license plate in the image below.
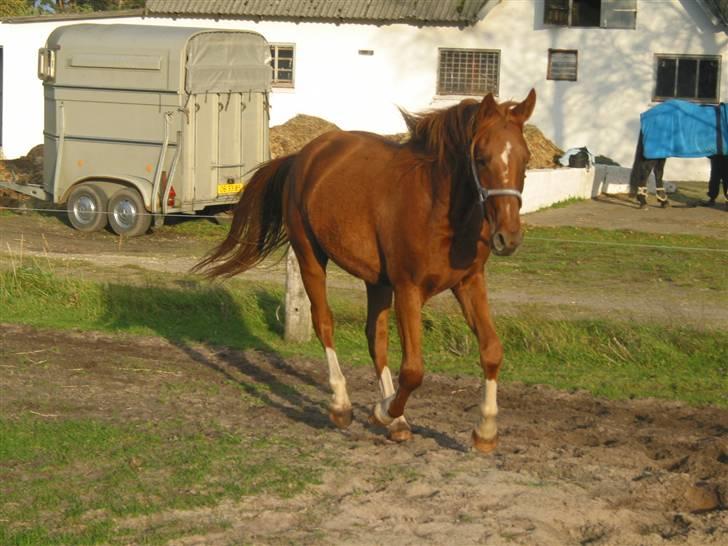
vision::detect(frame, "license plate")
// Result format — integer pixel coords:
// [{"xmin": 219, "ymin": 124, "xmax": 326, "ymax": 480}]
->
[{"xmin": 217, "ymin": 183, "xmax": 243, "ymax": 195}]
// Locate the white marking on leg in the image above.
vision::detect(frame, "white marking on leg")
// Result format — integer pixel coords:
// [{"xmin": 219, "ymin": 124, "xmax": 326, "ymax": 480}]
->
[
  {"xmin": 374, "ymin": 394, "xmax": 395, "ymax": 426},
  {"xmin": 476, "ymin": 379, "xmax": 498, "ymax": 440},
  {"xmin": 326, "ymin": 347, "xmax": 351, "ymax": 412},
  {"xmin": 500, "ymin": 141, "xmax": 512, "ymax": 181},
  {"xmin": 377, "ymin": 367, "xmax": 409, "ymax": 430},
  {"xmin": 379, "ymin": 366, "xmax": 395, "ymax": 398}
]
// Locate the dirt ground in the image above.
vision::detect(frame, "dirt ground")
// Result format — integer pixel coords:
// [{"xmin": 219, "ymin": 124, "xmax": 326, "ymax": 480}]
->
[
  {"xmin": 1, "ymin": 323, "xmax": 726, "ymax": 545},
  {"xmin": 1, "ymin": 194, "xmax": 727, "ymax": 544}
]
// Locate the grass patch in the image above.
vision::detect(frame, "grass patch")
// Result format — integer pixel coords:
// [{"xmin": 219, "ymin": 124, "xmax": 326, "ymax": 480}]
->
[
  {"xmin": 0, "ymin": 417, "xmax": 320, "ymax": 545},
  {"xmin": 500, "ymin": 225, "xmax": 728, "ymax": 292},
  {"xmin": 537, "ymin": 196, "xmax": 585, "ymax": 211},
  {"xmin": 1, "ymin": 264, "xmax": 725, "ymax": 408}
]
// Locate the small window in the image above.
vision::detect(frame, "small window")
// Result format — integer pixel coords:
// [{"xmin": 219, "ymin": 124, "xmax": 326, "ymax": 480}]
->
[
  {"xmin": 654, "ymin": 55, "xmax": 721, "ymax": 103},
  {"xmin": 270, "ymin": 44, "xmax": 294, "ymax": 88},
  {"xmin": 544, "ymin": 0, "xmax": 636, "ymax": 29},
  {"xmin": 437, "ymin": 48, "xmax": 500, "ymax": 96},
  {"xmin": 548, "ymin": 49, "xmax": 578, "ymax": 81}
]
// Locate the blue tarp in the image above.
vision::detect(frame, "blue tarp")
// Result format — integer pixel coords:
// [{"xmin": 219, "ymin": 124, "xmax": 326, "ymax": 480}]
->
[{"xmin": 640, "ymin": 100, "xmax": 728, "ymax": 159}]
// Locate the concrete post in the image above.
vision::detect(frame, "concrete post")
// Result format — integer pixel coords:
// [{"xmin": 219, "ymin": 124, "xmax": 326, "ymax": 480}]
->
[{"xmin": 284, "ymin": 247, "xmax": 312, "ymax": 342}]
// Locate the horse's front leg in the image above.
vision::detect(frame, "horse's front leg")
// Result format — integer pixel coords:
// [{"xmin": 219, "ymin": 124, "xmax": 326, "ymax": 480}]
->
[
  {"xmin": 366, "ymin": 283, "xmax": 412, "ymax": 441},
  {"xmin": 452, "ymin": 273, "xmax": 503, "ymax": 454},
  {"xmin": 370, "ymin": 283, "xmax": 422, "ymax": 441}
]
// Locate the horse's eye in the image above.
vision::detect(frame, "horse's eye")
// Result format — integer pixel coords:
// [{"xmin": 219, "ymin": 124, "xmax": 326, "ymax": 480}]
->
[{"xmin": 476, "ymin": 157, "xmax": 487, "ymax": 167}]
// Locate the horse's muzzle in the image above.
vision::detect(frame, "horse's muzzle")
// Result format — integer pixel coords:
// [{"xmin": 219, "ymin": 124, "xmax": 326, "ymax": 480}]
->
[{"xmin": 490, "ymin": 229, "xmax": 523, "ymax": 256}]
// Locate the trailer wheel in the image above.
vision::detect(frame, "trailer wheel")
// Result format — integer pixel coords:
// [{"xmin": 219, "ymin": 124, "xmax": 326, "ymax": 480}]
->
[
  {"xmin": 67, "ymin": 184, "xmax": 108, "ymax": 232},
  {"xmin": 108, "ymin": 188, "xmax": 152, "ymax": 237}
]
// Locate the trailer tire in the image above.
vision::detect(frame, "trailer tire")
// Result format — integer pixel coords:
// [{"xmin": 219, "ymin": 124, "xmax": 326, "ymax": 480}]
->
[
  {"xmin": 108, "ymin": 188, "xmax": 152, "ymax": 237},
  {"xmin": 67, "ymin": 184, "xmax": 108, "ymax": 232}
]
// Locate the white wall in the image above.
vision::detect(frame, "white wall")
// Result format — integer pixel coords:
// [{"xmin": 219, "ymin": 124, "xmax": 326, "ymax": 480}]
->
[{"xmin": 1, "ymin": 1, "xmax": 726, "ymax": 182}]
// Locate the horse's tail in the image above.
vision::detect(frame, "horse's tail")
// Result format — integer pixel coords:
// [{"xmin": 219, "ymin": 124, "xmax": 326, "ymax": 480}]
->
[{"xmin": 194, "ymin": 155, "xmax": 296, "ymax": 279}]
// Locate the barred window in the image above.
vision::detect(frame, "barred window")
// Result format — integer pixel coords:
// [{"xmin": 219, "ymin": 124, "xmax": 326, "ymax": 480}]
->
[
  {"xmin": 437, "ymin": 48, "xmax": 500, "ymax": 96},
  {"xmin": 270, "ymin": 44, "xmax": 294, "ymax": 87},
  {"xmin": 548, "ymin": 49, "xmax": 578, "ymax": 81},
  {"xmin": 654, "ymin": 55, "xmax": 720, "ymax": 103}
]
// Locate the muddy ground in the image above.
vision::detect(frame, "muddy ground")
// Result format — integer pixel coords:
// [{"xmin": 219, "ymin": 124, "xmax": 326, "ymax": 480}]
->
[
  {"xmin": 1, "ymin": 193, "xmax": 727, "ymax": 544},
  {"xmin": 1, "ymin": 323, "xmax": 726, "ymax": 545}
]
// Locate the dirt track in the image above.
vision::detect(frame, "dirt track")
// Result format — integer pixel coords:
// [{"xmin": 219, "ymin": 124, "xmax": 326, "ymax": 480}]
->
[
  {"xmin": 1, "ymin": 323, "xmax": 726, "ymax": 545},
  {"xmin": 1, "ymin": 195, "xmax": 727, "ymax": 544}
]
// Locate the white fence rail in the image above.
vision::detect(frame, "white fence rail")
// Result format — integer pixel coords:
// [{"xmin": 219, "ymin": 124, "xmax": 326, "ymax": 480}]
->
[{"xmin": 522, "ymin": 166, "xmax": 666, "ymax": 214}]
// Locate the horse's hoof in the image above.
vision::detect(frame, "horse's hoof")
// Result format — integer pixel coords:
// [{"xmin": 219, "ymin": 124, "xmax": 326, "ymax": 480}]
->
[
  {"xmin": 388, "ymin": 422, "xmax": 413, "ymax": 443},
  {"xmin": 660, "ymin": 200, "xmax": 670, "ymax": 208},
  {"xmin": 472, "ymin": 430, "xmax": 498, "ymax": 454},
  {"xmin": 368, "ymin": 412, "xmax": 385, "ymax": 427},
  {"xmin": 329, "ymin": 407, "xmax": 352, "ymax": 429}
]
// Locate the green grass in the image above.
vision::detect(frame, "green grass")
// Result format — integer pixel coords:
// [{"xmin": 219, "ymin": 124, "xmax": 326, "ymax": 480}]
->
[
  {"xmin": 536, "ymin": 196, "xmax": 585, "ymax": 210},
  {"xmin": 0, "ymin": 417, "xmax": 320, "ymax": 545},
  {"xmin": 1, "ymin": 262, "xmax": 725, "ymax": 407},
  {"xmin": 496, "ymin": 225, "xmax": 728, "ymax": 292}
]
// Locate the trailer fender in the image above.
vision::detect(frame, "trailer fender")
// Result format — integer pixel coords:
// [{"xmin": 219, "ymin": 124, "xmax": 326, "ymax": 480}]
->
[{"xmin": 60, "ymin": 176, "xmax": 154, "ymax": 211}]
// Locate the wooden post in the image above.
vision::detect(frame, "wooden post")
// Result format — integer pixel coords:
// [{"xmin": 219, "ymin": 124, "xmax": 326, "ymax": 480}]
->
[{"xmin": 284, "ymin": 247, "xmax": 312, "ymax": 342}]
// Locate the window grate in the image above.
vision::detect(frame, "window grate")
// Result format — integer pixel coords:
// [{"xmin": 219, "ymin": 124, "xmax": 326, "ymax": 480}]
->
[
  {"xmin": 438, "ymin": 49, "xmax": 500, "ymax": 96},
  {"xmin": 270, "ymin": 44, "xmax": 295, "ymax": 87}
]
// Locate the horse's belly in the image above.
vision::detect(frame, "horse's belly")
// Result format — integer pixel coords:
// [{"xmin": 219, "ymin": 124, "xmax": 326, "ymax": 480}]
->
[{"xmin": 311, "ymin": 214, "xmax": 383, "ymax": 283}]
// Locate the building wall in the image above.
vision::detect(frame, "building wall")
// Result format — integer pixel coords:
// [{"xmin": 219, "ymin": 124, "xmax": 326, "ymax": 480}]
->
[{"xmin": 1, "ymin": 0, "xmax": 726, "ymax": 180}]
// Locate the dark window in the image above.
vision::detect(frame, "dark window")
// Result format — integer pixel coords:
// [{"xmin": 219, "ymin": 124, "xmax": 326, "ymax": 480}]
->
[
  {"xmin": 544, "ymin": 0, "xmax": 636, "ymax": 29},
  {"xmin": 654, "ymin": 55, "xmax": 721, "ymax": 102},
  {"xmin": 437, "ymin": 48, "xmax": 500, "ymax": 96},
  {"xmin": 270, "ymin": 44, "xmax": 294, "ymax": 87},
  {"xmin": 548, "ymin": 49, "xmax": 578, "ymax": 81}
]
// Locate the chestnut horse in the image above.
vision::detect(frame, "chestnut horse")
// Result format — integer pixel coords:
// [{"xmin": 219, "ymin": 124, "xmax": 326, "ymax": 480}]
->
[{"xmin": 196, "ymin": 90, "xmax": 536, "ymax": 453}]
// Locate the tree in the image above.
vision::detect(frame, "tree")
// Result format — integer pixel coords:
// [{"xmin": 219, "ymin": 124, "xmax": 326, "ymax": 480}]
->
[
  {"xmin": 0, "ymin": 0, "xmax": 34, "ymax": 17},
  {"xmin": 35, "ymin": 0, "xmax": 144, "ymax": 13}
]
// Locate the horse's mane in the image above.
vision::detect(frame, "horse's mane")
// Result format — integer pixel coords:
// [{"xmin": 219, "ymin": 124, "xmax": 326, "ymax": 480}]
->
[{"xmin": 400, "ymin": 98, "xmax": 520, "ymax": 167}]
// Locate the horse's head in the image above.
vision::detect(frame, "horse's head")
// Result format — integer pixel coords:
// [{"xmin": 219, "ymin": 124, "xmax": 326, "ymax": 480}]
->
[{"xmin": 470, "ymin": 89, "xmax": 536, "ymax": 256}]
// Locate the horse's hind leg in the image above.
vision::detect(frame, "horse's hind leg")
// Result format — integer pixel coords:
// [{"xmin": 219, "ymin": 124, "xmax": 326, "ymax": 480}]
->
[
  {"xmin": 290, "ymin": 238, "xmax": 352, "ymax": 428},
  {"xmin": 365, "ymin": 283, "xmax": 411, "ymax": 442}
]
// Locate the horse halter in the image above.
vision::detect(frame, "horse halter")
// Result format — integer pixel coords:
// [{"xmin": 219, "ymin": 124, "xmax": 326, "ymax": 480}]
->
[{"xmin": 469, "ymin": 154, "xmax": 523, "ymax": 208}]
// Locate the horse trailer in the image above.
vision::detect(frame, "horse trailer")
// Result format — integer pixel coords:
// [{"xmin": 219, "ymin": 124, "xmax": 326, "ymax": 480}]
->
[{"xmin": 2, "ymin": 23, "xmax": 271, "ymax": 236}]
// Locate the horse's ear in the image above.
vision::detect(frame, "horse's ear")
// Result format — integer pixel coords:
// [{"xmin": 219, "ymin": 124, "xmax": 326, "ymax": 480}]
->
[
  {"xmin": 511, "ymin": 89, "xmax": 537, "ymax": 125},
  {"xmin": 478, "ymin": 93, "xmax": 499, "ymax": 120}
]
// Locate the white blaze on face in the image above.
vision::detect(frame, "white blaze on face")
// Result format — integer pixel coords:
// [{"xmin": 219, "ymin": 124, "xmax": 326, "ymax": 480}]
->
[
  {"xmin": 500, "ymin": 141, "xmax": 512, "ymax": 182},
  {"xmin": 476, "ymin": 379, "xmax": 498, "ymax": 440},
  {"xmin": 326, "ymin": 347, "xmax": 351, "ymax": 411}
]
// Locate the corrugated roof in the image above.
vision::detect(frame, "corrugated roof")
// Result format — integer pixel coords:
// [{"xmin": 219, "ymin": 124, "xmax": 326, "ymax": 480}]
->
[{"xmin": 145, "ymin": 0, "xmax": 491, "ymax": 26}]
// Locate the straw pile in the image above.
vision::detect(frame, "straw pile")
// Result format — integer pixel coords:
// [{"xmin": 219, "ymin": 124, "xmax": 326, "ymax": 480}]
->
[
  {"xmin": 0, "ymin": 145, "xmax": 44, "ymax": 206},
  {"xmin": 271, "ymin": 115, "xmax": 562, "ymax": 169},
  {"xmin": 270, "ymin": 115, "xmax": 340, "ymax": 158},
  {"xmin": 524, "ymin": 124, "xmax": 563, "ymax": 169}
]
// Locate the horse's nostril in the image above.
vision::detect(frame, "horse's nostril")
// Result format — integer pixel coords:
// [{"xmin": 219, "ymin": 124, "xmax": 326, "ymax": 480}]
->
[{"xmin": 493, "ymin": 232, "xmax": 507, "ymax": 253}]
